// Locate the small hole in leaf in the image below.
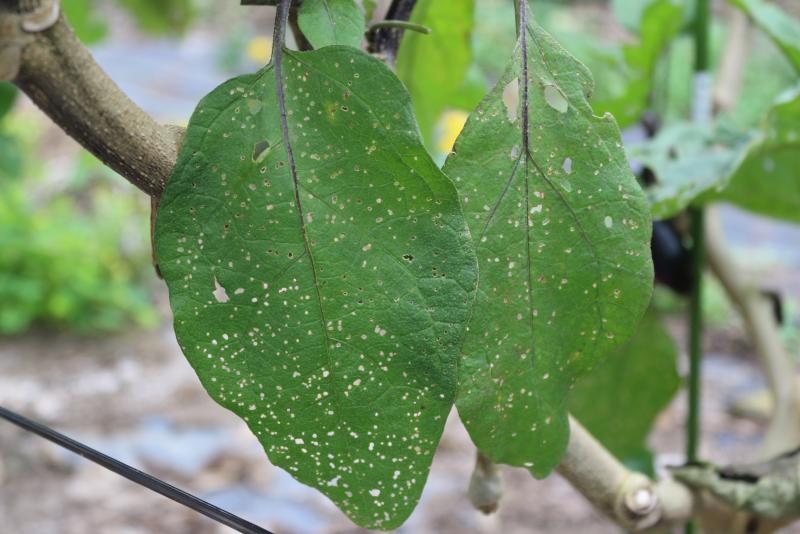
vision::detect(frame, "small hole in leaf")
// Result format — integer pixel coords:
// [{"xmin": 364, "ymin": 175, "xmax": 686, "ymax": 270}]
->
[
  {"xmin": 253, "ymin": 140, "xmax": 270, "ymax": 162},
  {"xmin": 212, "ymin": 277, "xmax": 230, "ymax": 303},
  {"xmin": 502, "ymin": 78, "xmax": 519, "ymax": 122},
  {"xmin": 562, "ymin": 157, "xmax": 572, "ymax": 174},
  {"xmin": 544, "ymin": 84, "xmax": 568, "ymax": 113},
  {"xmin": 402, "ymin": 254, "xmax": 414, "ymax": 262}
]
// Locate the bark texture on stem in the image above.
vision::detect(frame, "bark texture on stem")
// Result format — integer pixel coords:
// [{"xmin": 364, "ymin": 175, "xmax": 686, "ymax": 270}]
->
[
  {"xmin": 557, "ymin": 416, "xmax": 694, "ymax": 531},
  {"xmin": 1, "ymin": 3, "xmax": 179, "ymax": 197}
]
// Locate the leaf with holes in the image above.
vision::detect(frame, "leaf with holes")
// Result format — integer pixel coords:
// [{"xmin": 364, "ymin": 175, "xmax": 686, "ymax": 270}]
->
[
  {"xmin": 730, "ymin": 0, "xmax": 800, "ymax": 73},
  {"xmin": 570, "ymin": 307, "xmax": 679, "ymax": 473},
  {"xmin": 298, "ymin": 0, "xmax": 364, "ymax": 49},
  {"xmin": 443, "ymin": 2, "xmax": 653, "ymax": 477},
  {"xmin": 155, "ymin": 45, "xmax": 477, "ymax": 530},
  {"xmin": 396, "ymin": 0, "xmax": 480, "ymax": 147},
  {"xmin": 631, "ymin": 122, "xmax": 752, "ymax": 219}
]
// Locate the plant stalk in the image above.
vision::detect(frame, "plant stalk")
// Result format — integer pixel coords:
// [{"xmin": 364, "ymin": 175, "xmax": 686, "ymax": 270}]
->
[{"xmin": 685, "ymin": 0, "xmax": 711, "ymax": 532}]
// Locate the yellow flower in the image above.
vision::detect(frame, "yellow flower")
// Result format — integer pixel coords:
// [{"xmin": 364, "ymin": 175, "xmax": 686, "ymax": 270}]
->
[
  {"xmin": 436, "ymin": 110, "xmax": 470, "ymax": 153},
  {"xmin": 247, "ymin": 36, "xmax": 273, "ymax": 65}
]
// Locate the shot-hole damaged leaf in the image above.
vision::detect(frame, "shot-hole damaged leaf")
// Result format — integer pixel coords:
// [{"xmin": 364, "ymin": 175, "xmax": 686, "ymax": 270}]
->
[
  {"xmin": 155, "ymin": 44, "xmax": 477, "ymax": 530},
  {"xmin": 444, "ymin": 1, "xmax": 653, "ymax": 477}
]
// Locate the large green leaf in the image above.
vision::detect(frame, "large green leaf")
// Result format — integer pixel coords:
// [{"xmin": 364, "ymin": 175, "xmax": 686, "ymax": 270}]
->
[
  {"xmin": 730, "ymin": 0, "xmax": 800, "ymax": 73},
  {"xmin": 443, "ymin": 2, "xmax": 654, "ymax": 477},
  {"xmin": 396, "ymin": 0, "xmax": 478, "ymax": 148},
  {"xmin": 716, "ymin": 87, "xmax": 800, "ymax": 222},
  {"xmin": 298, "ymin": 0, "xmax": 364, "ymax": 49},
  {"xmin": 632, "ymin": 122, "xmax": 752, "ymax": 219},
  {"xmin": 594, "ymin": 0, "xmax": 684, "ymax": 127},
  {"xmin": 155, "ymin": 46, "xmax": 477, "ymax": 529},
  {"xmin": 569, "ymin": 308, "xmax": 679, "ymax": 469}
]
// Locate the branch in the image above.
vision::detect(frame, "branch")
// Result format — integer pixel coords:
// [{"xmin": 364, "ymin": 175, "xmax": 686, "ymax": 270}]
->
[
  {"xmin": 557, "ymin": 416, "xmax": 694, "ymax": 531},
  {"xmin": 705, "ymin": 206, "xmax": 800, "ymax": 457},
  {"xmin": 366, "ymin": 0, "xmax": 417, "ymax": 63},
  {"xmin": 0, "ymin": 0, "xmax": 179, "ymax": 197}
]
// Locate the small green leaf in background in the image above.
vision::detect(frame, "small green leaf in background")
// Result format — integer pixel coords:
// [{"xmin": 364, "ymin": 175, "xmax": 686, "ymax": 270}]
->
[
  {"xmin": 730, "ymin": 0, "xmax": 800, "ymax": 74},
  {"xmin": 62, "ymin": 0, "xmax": 108, "ymax": 44},
  {"xmin": 361, "ymin": 0, "xmax": 377, "ymax": 23},
  {"xmin": 0, "ymin": 82, "xmax": 17, "ymax": 122},
  {"xmin": 396, "ymin": 0, "xmax": 480, "ymax": 149},
  {"xmin": 716, "ymin": 86, "xmax": 800, "ymax": 222},
  {"xmin": 156, "ymin": 46, "xmax": 477, "ymax": 530},
  {"xmin": 298, "ymin": 0, "xmax": 364, "ymax": 49},
  {"xmin": 593, "ymin": 0, "xmax": 684, "ymax": 127},
  {"xmin": 632, "ymin": 122, "xmax": 752, "ymax": 219},
  {"xmin": 570, "ymin": 308, "xmax": 680, "ymax": 474},
  {"xmin": 0, "ymin": 133, "xmax": 22, "ymax": 179},
  {"xmin": 118, "ymin": 0, "xmax": 197, "ymax": 34},
  {"xmin": 444, "ymin": 2, "xmax": 653, "ymax": 478},
  {"xmin": 613, "ymin": 0, "xmax": 696, "ymax": 31}
]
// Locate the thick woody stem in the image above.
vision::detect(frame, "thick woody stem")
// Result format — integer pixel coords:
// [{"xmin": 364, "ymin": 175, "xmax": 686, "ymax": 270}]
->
[
  {"xmin": 1, "ymin": 1, "xmax": 178, "ymax": 197},
  {"xmin": 557, "ymin": 416, "xmax": 694, "ymax": 531}
]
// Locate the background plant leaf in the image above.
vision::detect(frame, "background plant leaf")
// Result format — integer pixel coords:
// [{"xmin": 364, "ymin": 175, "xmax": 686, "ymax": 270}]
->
[
  {"xmin": 639, "ymin": 87, "xmax": 800, "ymax": 221},
  {"xmin": 396, "ymin": 0, "xmax": 480, "ymax": 149},
  {"xmin": 714, "ymin": 86, "xmax": 800, "ymax": 222},
  {"xmin": 298, "ymin": 0, "xmax": 364, "ymax": 49},
  {"xmin": 443, "ymin": 3, "xmax": 654, "ymax": 478},
  {"xmin": 730, "ymin": 0, "xmax": 800, "ymax": 73},
  {"xmin": 569, "ymin": 307, "xmax": 679, "ymax": 473},
  {"xmin": 155, "ymin": 45, "xmax": 477, "ymax": 530},
  {"xmin": 362, "ymin": 0, "xmax": 377, "ymax": 23},
  {"xmin": 593, "ymin": 0, "xmax": 684, "ymax": 127},
  {"xmin": 632, "ymin": 122, "xmax": 752, "ymax": 219},
  {"xmin": 0, "ymin": 82, "xmax": 17, "ymax": 122},
  {"xmin": 612, "ymin": 0, "xmax": 695, "ymax": 33},
  {"xmin": 62, "ymin": 0, "xmax": 108, "ymax": 44}
]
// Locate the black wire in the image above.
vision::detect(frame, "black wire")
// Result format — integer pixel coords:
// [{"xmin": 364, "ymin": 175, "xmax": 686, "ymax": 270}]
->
[{"xmin": 0, "ymin": 406, "xmax": 276, "ymax": 534}]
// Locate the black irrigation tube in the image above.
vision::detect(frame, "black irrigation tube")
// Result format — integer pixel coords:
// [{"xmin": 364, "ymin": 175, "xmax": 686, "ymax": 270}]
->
[{"xmin": 0, "ymin": 405, "xmax": 276, "ymax": 534}]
